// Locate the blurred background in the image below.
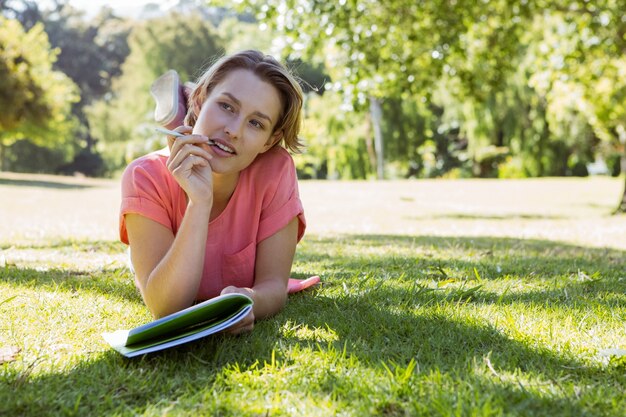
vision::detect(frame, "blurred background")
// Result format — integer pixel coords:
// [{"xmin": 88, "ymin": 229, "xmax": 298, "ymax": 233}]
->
[{"xmin": 1, "ymin": 0, "xmax": 625, "ymax": 211}]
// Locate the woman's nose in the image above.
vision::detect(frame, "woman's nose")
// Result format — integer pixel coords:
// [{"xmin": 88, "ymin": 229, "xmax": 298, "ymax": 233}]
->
[{"xmin": 224, "ymin": 117, "xmax": 243, "ymax": 139}]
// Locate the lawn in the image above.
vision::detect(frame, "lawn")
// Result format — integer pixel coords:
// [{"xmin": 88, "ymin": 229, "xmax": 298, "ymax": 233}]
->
[{"xmin": 1, "ymin": 172, "xmax": 626, "ymax": 416}]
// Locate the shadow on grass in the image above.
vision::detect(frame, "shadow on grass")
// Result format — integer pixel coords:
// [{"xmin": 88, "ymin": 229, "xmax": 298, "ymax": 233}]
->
[
  {"xmin": 3, "ymin": 290, "xmax": 622, "ymax": 416},
  {"xmin": 278, "ymin": 293, "xmax": 625, "ymax": 414},
  {"xmin": 1, "ymin": 240, "xmax": 139, "ymax": 303},
  {"xmin": 2, "ymin": 239, "xmax": 127, "ymax": 251},
  {"xmin": 0, "ymin": 177, "xmax": 95, "ymax": 190},
  {"xmin": 302, "ymin": 234, "xmax": 625, "ymax": 285},
  {"xmin": 314, "ymin": 235, "xmax": 626, "ymax": 313},
  {"xmin": 2, "ymin": 234, "xmax": 625, "ymax": 415},
  {"xmin": 1, "ymin": 265, "xmax": 141, "ymax": 304}
]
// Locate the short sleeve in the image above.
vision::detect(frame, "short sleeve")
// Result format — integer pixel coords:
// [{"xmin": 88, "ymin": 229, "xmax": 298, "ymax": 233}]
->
[
  {"xmin": 257, "ymin": 150, "xmax": 306, "ymax": 243},
  {"xmin": 119, "ymin": 154, "xmax": 179, "ymax": 244}
]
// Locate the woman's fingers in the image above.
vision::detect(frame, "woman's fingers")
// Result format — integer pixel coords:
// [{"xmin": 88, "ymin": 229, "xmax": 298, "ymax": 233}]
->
[
  {"xmin": 227, "ymin": 311, "xmax": 255, "ymax": 335},
  {"xmin": 169, "ymin": 134, "xmax": 210, "ymax": 159},
  {"xmin": 230, "ymin": 323, "xmax": 254, "ymax": 335},
  {"xmin": 170, "ymin": 154, "xmax": 208, "ymax": 177},
  {"xmin": 220, "ymin": 286, "xmax": 255, "ymax": 334},
  {"xmin": 166, "ymin": 126, "xmax": 193, "ymax": 149},
  {"xmin": 167, "ymin": 136, "xmax": 213, "ymax": 174},
  {"xmin": 167, "ymin": 142, "xmax": 212, "ymax": 172}
]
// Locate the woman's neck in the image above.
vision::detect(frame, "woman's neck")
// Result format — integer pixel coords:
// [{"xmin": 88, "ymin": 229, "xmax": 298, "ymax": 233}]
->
[{"xmin": 210, "ymin": 171, "xmax": 240, "ymax": 219}]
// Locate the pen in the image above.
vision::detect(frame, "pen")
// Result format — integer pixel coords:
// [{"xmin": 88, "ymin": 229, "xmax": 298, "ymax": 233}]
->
[{"xmin": 155, "ymin": 127, "xmax": 185, "ymax": 137}]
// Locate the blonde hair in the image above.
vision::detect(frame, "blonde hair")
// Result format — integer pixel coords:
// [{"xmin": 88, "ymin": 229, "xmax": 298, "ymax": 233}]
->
[{"xmin": 185, "ymin": 50, "xmax": 304, "ymax": 153}]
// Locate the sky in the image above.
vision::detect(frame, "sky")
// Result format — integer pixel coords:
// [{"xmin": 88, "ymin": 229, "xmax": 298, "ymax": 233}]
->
[{"xmin": 40, "ymin": 0, "xmax": 177, "ymax": 18}]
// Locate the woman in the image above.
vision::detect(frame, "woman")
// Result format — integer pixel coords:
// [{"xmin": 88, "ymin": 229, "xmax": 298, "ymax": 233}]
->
[{"xmin": 120, "ymin": 50, "xmax": 307, "ymax": 334}]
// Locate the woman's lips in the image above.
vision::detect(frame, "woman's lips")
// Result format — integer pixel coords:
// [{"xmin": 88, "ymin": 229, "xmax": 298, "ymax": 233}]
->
[{"xmin": 208, "ymin": 138, "xmax": 236, "ymax": 156}]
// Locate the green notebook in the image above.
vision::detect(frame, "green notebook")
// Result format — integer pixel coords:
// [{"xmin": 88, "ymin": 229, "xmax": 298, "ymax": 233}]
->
[{"xmin": 102, "ymin": 293, "xmax": 253, "ymax": 358}]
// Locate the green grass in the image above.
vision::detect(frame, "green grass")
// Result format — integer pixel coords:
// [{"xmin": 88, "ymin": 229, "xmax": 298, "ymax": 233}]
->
[
  {"xmin": 0, "ymin": 174, "xmax": 626, "ymax": 417},
  {"xmin": 1, "ymin": 174, "xmax": 626, "ymax": 415}
]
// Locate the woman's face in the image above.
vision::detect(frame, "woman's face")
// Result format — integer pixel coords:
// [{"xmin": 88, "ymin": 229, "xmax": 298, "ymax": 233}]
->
[{"xmin": 192, "ymin": 69, "xmax": 282, "ymax": 177}]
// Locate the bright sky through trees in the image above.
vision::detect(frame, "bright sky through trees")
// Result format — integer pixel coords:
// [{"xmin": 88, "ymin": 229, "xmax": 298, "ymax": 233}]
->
[{"xmin": 39, "ymin": 0, "xmax": 175, "ymax": 18}]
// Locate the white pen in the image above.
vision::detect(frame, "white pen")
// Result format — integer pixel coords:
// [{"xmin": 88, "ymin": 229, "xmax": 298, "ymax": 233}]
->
[
  {"xmin": 155, "ymin": 127, "xmax": 185, "ymax": 137},
  {"xmin": 156, "ymin": 126, "xmax": 216, "ymax": 146}
]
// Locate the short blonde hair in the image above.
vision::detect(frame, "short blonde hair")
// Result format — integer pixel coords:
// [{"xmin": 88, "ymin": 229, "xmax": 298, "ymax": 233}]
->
[{"xmin": 185, "ymin": 50, "xmax": 304, "ymax": 153}]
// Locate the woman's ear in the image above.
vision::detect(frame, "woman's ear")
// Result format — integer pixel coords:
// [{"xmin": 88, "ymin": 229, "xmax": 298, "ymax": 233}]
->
[{"xmin": 262, "ymin": 130, "xmax": 283, "ymax": 152}]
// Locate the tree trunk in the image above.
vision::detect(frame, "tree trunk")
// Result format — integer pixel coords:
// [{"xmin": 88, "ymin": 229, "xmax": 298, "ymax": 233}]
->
[
  {"xmin": 363, "ymin": 111, "xmax": 377, "ymax": 174},
  {"xmin": 615, "ymin": 126, "xmax": 626, "ymax": 214},
  {"xmin": 0, "ymin": 142, "xmax": 5, "ymax": 172},
  {"xmin": 369, "ymin": 96, "xmax": 384, "ymax": 179},
  {"xmin": 615, "ymin": 147, "xmax": 626, "ymax": 214},
  {"xmin": 617, "ymin": 172, "xmax": 626, "ymax": 214}
]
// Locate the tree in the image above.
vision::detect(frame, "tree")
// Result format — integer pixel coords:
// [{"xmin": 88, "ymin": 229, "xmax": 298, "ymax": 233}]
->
[
  {"xmin": 297, "ymin": 91, "xmax": 371, "ymax": 179},
  {"xmin": 41, "ymin": 1, "xmax": 131, "ymax": 173},
  {"xmin": 222, "ymin": 0, "xmax": 534, "ymax": 178},
  {"xmin": 0, "ymin": 16, "xmax": 78, "ymax": 170},
  {"xmin": 227, "ymin": 0, "xmax": 626, "ymax": 211},
  {"xmin": 43, "ymin": 3, "xmax": 130, "ymax": 109},
  {"xmin": 1, "ymin": 0, "xmax": 131, "ymax": 175},
  {"xmin": 523, "ymin": 3, "xmax": 626, "ymax": 211},
  {"xmin": 0, "ymin": 0, "xmax": 42, "ymax": 29}
]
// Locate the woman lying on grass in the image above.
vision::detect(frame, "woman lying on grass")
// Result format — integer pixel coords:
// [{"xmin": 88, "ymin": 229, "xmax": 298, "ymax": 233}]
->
[{"xmin": 119, "ymin": 50, "xmax": 306, "ymax": 334}]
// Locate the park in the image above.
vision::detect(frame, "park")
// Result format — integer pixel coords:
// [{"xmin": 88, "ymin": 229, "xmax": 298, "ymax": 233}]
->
[{"xmin": 2, "ymin": 1, "xmax": 626, "ymax": 416}]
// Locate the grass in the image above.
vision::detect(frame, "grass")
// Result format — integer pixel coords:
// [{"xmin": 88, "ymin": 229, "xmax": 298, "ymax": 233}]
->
[{"xmin": 1, "ymin": 173, "xmax": 626, "ymax": 416}]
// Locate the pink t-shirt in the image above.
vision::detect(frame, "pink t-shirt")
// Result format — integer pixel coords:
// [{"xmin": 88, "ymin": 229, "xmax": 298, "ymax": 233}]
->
[{"xmin": 119, "ymin": 146, "xmax": 306, "ymax": 300}]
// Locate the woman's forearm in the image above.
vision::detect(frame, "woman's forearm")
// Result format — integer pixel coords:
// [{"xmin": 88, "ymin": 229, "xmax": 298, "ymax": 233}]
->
[
  {"xmin": 141, "ymin": 201, "xmax": 211, "ymax": 318},
  {"xmin": 247, "ymin": 217, "xmax": 298, "ymax": 320},
  {"xmin": 250, "ymin": 278, "xmax": 289, "ymax": 320}
]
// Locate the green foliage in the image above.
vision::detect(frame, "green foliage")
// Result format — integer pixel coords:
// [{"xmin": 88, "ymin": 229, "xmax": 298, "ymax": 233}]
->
[
  {"xmin": 218, "ymin": 16, "xmax": 274, "ymax": 53},
  {"xmin": 0, "ymin": 16, "xmax": 78, "ymax": 159},
  {"xmin": 381, "ymin": 96, "xmax": 473, "ymax": 178},
  {"xmin": 296, "ymin": 92, "xmax": 372, "ymax": 179},
  {"xmin": 43, "ymin": 4, "xmax": 131, "ymax": 107},
  {"xmin": 56, "ymin": 148, "xmax": 106, "ymax": 177},
  {"xmin": 498, "ymin": 156, "xmax": 528, "ymax": 179},
  {"xmin": 218, "ymin": 17, "xmax": 329, "ymax": 94},
  {"xmin": 226, "ymin": 0, "xmax": 532, "ymax": 105},
  {"xmin": 4, "ymin": 0, "xmax": 626, "ymax": 191},
  {"xmin": 606, "ymin": 153, "xmax": 622, "ymax": 177},
  {"xmin": 2, "ymin": 139, "xmax": 72, "ymax": 173},
  {"xmin": 224, "ymin": 0, "xmax": 626, "ymax": 207},
  {"xmin": 0, "ymin": 0, "xmax": 43, "ymax": 29},
  {"xmin": 45, "ymin": 4, "xmax": 132, "ymax": 175},
  {"xmin": 0, "ymin": 1, "xmax": 131, "ymax": 175},
  {"xmin": 380, "ymin": 98, "xmax": 428, "ymax": 177}
]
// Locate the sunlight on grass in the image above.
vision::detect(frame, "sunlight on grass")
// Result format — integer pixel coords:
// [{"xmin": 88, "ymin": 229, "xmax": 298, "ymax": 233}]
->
[
  {"xmin": 2, "ymin": 176, "xmax": 626, "ymax": 415},
  {"xmin": 2, "ymin": 236, "xmax": 626, "ymax": 415}
]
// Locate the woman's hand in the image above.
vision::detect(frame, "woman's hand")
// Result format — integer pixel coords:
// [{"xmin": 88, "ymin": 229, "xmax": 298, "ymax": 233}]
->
[
  {"xmin": 166, "ymin": 126, "xmax": 214, "ymax": 206},
  {"xmin": 220, "ymin": 286, "xmax": 256, "ymax": 334}
]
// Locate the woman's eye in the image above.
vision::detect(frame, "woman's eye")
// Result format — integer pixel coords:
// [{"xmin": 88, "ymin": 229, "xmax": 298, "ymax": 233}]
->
[
  {"xmin": 250, "ymin": 119, "xmax": 264, "ymax": 129},
  {"xmin": 220, "ymin": 102, "xmax": 233, "ymax": 112}
]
